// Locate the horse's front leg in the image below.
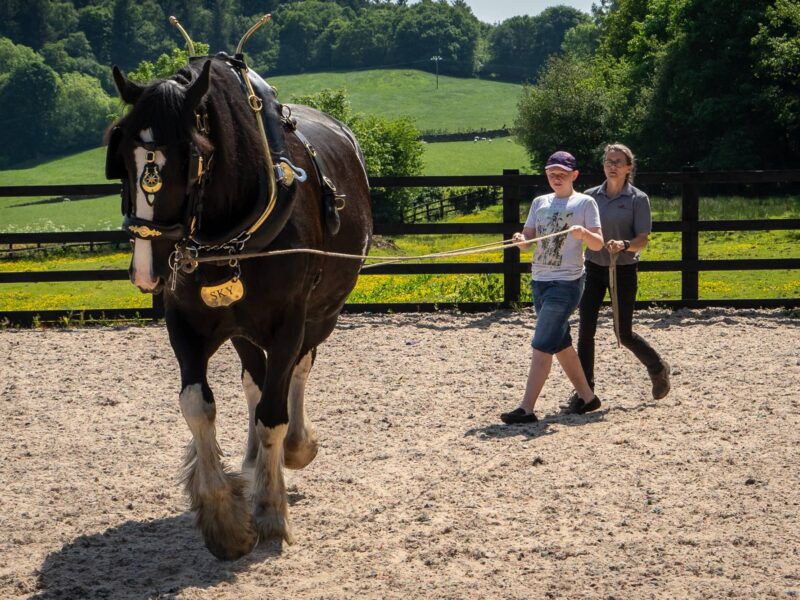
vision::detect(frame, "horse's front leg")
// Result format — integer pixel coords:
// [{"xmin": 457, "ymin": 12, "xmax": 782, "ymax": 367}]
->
[
  {"xmin": 168, "ymin": 313, "xmax": 256, "ymax": 560},
  {"xmin": 251, "ymin": 316, "xmax": 306, "ymax": 545}
]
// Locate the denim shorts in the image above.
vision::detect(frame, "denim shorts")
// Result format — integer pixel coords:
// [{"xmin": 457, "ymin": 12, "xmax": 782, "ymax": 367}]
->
[{"xmin": 531, "ymin": 276, "xmax": 585, "ymax": 354}]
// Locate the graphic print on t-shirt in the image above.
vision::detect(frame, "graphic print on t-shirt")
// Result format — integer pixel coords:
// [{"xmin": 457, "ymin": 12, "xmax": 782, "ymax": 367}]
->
[{"xmin": 534, "ymin": 207, "xmax": 572, "ymax": 267}]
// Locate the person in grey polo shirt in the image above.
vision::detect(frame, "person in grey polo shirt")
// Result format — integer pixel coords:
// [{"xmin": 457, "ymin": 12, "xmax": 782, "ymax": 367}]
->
[{"xmin": 569, "ymin": 143, "xmax": 671, "ymax": 410}]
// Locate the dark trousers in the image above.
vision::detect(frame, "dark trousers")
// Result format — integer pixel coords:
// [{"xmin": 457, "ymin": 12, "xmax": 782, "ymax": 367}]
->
[{"xmin": 577, "ymin": 260, "xmax": 664, "ymax": 388}]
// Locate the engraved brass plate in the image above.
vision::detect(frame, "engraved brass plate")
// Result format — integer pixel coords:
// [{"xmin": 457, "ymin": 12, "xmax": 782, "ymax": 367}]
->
[
  {"xmin": 200, "ymin": 277, "xmax": 245, "ymax": 308},
  {"xmin": 128, "ymin": 225, "xmax": 162, "ymax": 238}
]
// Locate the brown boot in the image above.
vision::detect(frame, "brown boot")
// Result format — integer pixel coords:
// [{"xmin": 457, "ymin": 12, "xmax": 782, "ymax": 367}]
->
[{"xmin": 650, "ymin": 361, "xmax": 671, "ymax": 399}]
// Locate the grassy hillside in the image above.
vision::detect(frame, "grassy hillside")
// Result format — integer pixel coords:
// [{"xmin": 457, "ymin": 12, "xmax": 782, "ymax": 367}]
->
[
  {"xmin": 270, "ymin": 69, "xmax": 522, "ymax": 133},
  {"xmin": 0, "ymin": 147, "xmax": 116, "ymax": 233},
  {"xmin": 0, "ymin": 137, "xmax": 536, "ymax": 232},
  {"xmin": 423, "ymin": 139, "xmax": 532, "ymax": 175}
]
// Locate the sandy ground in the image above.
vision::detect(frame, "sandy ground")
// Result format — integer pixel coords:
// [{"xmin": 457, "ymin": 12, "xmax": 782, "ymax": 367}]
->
[{"xmin": 1, "ymin": 308, "xmax": 799, "ymax": 599}]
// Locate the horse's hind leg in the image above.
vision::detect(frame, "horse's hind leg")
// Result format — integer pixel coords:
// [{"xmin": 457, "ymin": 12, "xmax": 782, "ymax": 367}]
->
[
  {"xmin": 284, "ymin": 349, "xmax": 319, "ymax": 470},
  {"xmin": 169, "ymin": 318, "xmax": 256, "ymax": 560},
  {"xmin": 231, "ymin": 337, "xmax": 267, "ymax": 472}
]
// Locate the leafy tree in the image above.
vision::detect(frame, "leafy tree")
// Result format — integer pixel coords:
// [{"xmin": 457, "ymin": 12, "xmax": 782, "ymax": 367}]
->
[
  {"xmin": 110, "ymin": 0, "xmax": 171, "ymax": 72},
  {"xmin": 514, "ymin": 54, "xmax": 627, "ymax": 172},
  {"xmin": 392, "ymin": 0, "xmax": 481, "ymax": 77},
  {"xmin": 485, "ymin": 6, "xmax": 589, "ymax": 82},
  {"xmin": 127, "ymin": 42, "xmax": 210, "ymax": 83},
  {"xmin": 78, "ymin": 4, "xmax": 113, "ymax": 64},
  {"xmin": 752, "ymin": 0, "xmax": 800, "ymax": 164},
  {"xmin": 331, "ymin": 8, "xmax": 396, "ymax": 69},
  {"xmin": 274, "ymin": 1, "xmax": 353, "ymax": 72},
  {"xmin": 0, "ymin": 37, "xmax": 42, "ymax": 86},
  {"xmin": 631, "ymin": 0, "xmax": 779, "ymax": 169},
  {"xmin": 561, "ymin": 21, "xmax": 601, "ymax": 60},
  {"xmin": 50, "ymin": 72, "xmax": 116, "ymax": 152},
  {"xmin": 0, "ymin": 61, "xmax": 59, "ymax": 166}
]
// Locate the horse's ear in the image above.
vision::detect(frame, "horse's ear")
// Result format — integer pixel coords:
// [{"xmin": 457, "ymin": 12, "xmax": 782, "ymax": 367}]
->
[
  {"xmin": 185, "ymin": 60, "xmax": 211, "ymax": 112},
  {"xmin": 113, "ymin": 66, "xmax": 143, "ymax": 105}
]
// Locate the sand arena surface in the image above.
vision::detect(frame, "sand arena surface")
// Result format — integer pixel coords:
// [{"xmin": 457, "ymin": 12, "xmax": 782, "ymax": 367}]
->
[{"xmin": 1, "ymin": 308, "xmax": 799, "ymax": 599}]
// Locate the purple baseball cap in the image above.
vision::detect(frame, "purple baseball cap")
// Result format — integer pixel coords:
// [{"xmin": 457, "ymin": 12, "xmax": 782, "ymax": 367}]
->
[{"xmin": 545, "ymin": 151, "xmax": 577, "ymax": 171}]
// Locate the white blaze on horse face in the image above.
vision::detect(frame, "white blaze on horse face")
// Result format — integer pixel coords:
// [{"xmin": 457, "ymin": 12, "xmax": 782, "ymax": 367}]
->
[{"xmin": 131, "ymin": 128, "xmax": 167, "ymax": 291}]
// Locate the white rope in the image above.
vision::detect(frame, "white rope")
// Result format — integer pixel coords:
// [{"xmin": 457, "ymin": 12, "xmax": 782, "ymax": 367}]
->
[{"xmin": 186, "ymin": 228, "xmax": 571, "ymax": 268}]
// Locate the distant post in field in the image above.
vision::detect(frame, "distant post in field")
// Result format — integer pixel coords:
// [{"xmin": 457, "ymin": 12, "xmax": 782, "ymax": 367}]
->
[{"xmin": 430, "ymin": 55, "xmax": 442, "ymax": 89}]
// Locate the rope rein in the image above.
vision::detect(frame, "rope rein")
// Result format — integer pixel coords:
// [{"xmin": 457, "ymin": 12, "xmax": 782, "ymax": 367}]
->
[{"xmin": 178, "ymin": 228, "xmax": 572, "ymax": 270}]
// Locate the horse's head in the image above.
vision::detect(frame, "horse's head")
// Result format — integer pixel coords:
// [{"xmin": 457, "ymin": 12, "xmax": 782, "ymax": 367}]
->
[{"xmin": 106, "ymin": 61, "xmax": 213, "ymax": 293}]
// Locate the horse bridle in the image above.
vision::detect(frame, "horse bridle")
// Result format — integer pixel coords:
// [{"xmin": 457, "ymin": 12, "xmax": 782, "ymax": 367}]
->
[{"xmin": 106, "ymin": 119, "xmax": 212, "ymax": 244}]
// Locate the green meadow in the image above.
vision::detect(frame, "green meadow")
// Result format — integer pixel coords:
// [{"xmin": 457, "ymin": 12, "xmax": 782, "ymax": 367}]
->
[
  {"xmin": 0, "ymin": 139, "xmax": 533, "ymax": 233},
  {"xmin": 0, "ymin": 69, "xmax": 797, "ymax": 314},
  {"xmin": 270, "ymin": 69, "xmax": 522, "ymax": 133},
  {"xmin": 2, "ymin": 199, "xmax": 797, "ymax": 312},
  {"xmin": 422, "ymin": 139, "xmax": 532, "ymax": 175}
]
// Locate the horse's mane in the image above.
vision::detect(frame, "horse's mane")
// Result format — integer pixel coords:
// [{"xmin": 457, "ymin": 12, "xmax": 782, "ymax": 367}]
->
[
  {"xmin": 121, "ymin": 59, "xmax": 265, "ymax": 230},
  {"xmin": 124, "ymin": 77, "xmax": 191, "ymax": 146}
]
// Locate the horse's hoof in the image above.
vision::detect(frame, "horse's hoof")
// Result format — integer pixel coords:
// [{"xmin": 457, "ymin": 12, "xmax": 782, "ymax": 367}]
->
[
  {"xmin": 194, "ymin": 473, "xmax": 258, "ymax": 560},
  {"xmin": 255, "ymin": 505, "xmax": 295, "ymax": 545},
  {"xmin": 284, "ymin": 436, "xmax": 319, "ymax": 470},
  {"xmin": 203, "ymin": 526, "xmax": 258, "ymax": 561}
]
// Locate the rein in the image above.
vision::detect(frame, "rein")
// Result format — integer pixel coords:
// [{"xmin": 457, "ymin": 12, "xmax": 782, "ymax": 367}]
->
[
  {"xmin": 609, "ymin": 251, "xmax": 621, "ymax": 347},
  {"xmin": 168, "ymin": 229, "xmax": 572, "ymax": 276}
]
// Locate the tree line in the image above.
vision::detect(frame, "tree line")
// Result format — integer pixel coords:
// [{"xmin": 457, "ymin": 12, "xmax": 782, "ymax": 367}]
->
[
  {"xmin": 2, "ymin": 1, "xmax": 797, "ymax": 173},
  {"xmin": 516, "ymin": 0, "xmax": 800, "ymax": 171},
  {"xmin": 0, "ymin": 0, "xmax": 585, "ymax": 167}
]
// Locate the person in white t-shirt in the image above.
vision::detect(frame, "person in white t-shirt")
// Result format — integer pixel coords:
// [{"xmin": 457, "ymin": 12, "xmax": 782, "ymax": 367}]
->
[{"xmin": 500, "ymin": 151, "xmax": 605, "ymax": 424}]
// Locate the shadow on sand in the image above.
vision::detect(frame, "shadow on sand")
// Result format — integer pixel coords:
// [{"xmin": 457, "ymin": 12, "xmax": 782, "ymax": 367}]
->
[
  {"xmin": 32, "ymin": 513, "xmax": 287, "ymax": 600},
  {"xmin": 465, "ymin": 409, "xmax": 607, "ymax": 441}
]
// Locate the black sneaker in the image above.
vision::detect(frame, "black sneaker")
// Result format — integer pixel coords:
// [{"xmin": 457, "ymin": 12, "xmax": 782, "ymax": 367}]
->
[
  {"xmin": 500, "ymin": 407, "xmax": 538, "ymax": 425},
  {"xmin": 650, "ymin": 361, "xmax": 671, "ymax": 399},
  {"xmin": 572, "ymin": 396, "xmax": 602, "ymax": 415}
]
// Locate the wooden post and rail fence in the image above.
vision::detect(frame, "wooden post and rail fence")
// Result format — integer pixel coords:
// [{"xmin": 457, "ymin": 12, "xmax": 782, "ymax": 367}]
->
[{"xmin": 1, "ymin": 169, "xmax": 799, "ymax": 325}]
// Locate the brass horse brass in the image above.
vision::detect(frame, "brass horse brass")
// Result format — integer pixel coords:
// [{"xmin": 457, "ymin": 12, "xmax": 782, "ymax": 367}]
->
[
  {"xmin": 128, "ymin": 224, "xmax": 162, "ymax": 238},
  {"xmin": 200, "ymin": 277, "xmax": 245, "ymax": 308},
  {"xmin": 140, "ymin": 162, "xmax": 163, "ymax": 195}
]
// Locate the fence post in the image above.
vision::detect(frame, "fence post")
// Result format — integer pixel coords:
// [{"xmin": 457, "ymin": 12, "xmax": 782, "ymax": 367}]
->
[
  {"xmin": 681, "ymin": 165, "xmax": 699, "ymax": 303},
  {"xmin": 502, "ymin": 169, "xmax": 521, "ymax": 307}
]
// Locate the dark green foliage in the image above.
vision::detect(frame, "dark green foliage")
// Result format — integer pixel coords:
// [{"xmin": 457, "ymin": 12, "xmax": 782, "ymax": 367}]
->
[
  {"xmin": 514, "ymin": 54, "xmax": 626, "ymax": 172},
  {"xmin": 0, "ymin": 61, "xmax": 59, "ymax": 165},
  {"xmin": 484, "ymin": 7, "xmax": 589, "ymax": 82},
  {"xmin": 391, "ymin": 0, "xmax": 482, "ymax": 77},
  {"xmin": 515, "ymin": 0, "xmax": 800, "ymax": 170}
]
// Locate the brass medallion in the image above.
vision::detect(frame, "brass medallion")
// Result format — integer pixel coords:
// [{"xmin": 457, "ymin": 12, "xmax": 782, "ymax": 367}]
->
[
  {"xmin": 200, "ymin": 277, "xmax": 245, "ymax": 308},
  {"xmin": 140, "ymin": 163, "xmax": 163, "ymax": 199}
]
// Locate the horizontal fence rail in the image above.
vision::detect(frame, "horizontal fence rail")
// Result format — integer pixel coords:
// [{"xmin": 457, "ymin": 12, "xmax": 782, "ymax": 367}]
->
[{"xmin": 1, "ymin": 170, "xmax": 799, "ymax": 324}]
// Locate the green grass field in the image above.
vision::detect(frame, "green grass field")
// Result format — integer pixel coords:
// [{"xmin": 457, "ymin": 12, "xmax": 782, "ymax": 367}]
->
[
  {"xmin": 269, "ymin": 69, "xmax": 522, "ymax": 134},
  {"xmin": 1, "ymin": 66, "xmax": 795, "ymax": 317},
  {"xmin": 2, "ymin": 199, "xmax": 797, "ymax": 312},
  {"xmin": 423, "ymin": 138, "xmax": 532, "ymax": 175},
  {"xmin": 0, "ymin": 139, "xmax": 534, "ymax": 233}
]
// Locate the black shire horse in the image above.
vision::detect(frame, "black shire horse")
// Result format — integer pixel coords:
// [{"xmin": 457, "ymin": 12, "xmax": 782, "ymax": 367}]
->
[{"xmin": 106, "ymin": 55, "xmax": 371, "ymax": 559}]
